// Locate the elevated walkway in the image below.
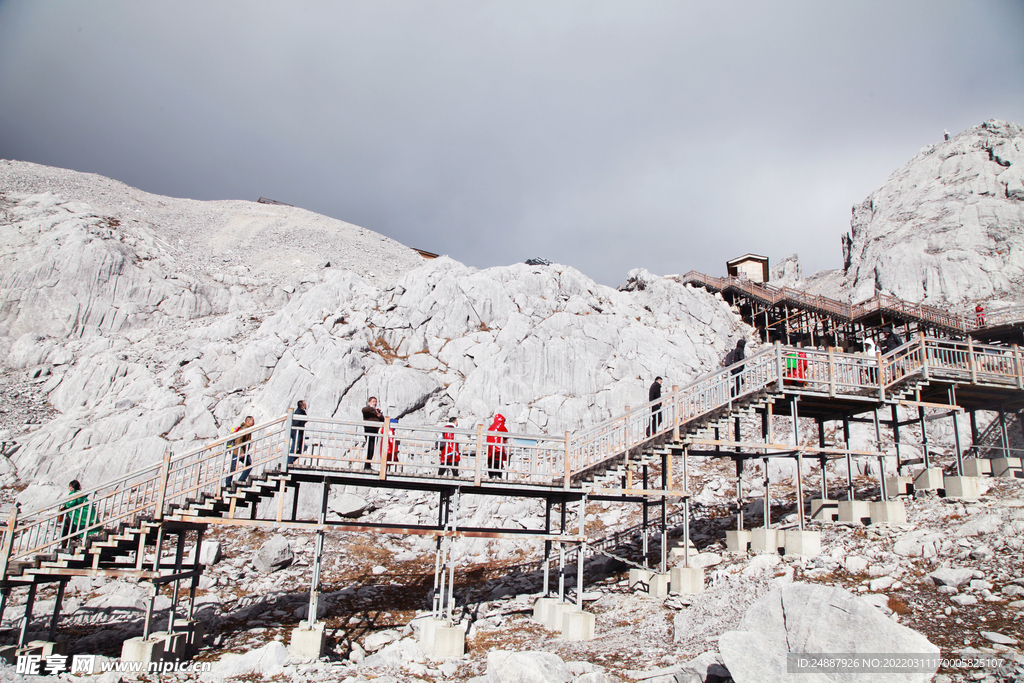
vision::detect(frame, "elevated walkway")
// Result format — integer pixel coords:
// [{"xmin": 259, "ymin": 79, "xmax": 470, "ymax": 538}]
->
[
  {"xmin": 3, "ymin": 333, "xmax": 1024, "ymax": 654},
  {"xmin": 679, "ymin": 270, "xmax": 1024, "ymax": 346}
]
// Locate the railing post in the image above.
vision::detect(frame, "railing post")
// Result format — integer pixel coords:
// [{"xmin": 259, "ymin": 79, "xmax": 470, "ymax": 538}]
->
[
  {"xmin": 1014, "ymin": 345, "xmax": 1023, "ymax": 390},
  {"xmin": 920, "ymin": 333, "xmax": 929, "ymax": 381},
  {"xmin": 0, "ymin": 506, "xmax": 19, "ymax": 579},
  {"xmin": 154, "ymin": 446, "xmax": 172, "ymax": 521},
  {"xmin": 378, "ymin": 416, "xmax": 389, "ymax": 480},
  {"xmin": 876, "ymin": 352, "xmax": 885, "ymax": 402},
  {"xmin": 774, "ymin": 342, "xmax": 784, "ymax": 392},
  {"xmin": 828, "ymin": 347, "xmax": 835, "ymax": 397},
  {"xmin": 968, "ymin": 337, "xmax": 977, "ymax": 384},
  {"xmin": 474, "ymin": 424, "xmax": 484, "ymax": 486},
  {"xmin": 672, "ymin": 385, "xmax": 681, "ymax": 442},
  {"xmin": 563, "ymin": 431, "xmax": 571, "ymax": 491},
  {"xmin": 281, "ymin": 408, "xmax": 294, "ymax": 472}
]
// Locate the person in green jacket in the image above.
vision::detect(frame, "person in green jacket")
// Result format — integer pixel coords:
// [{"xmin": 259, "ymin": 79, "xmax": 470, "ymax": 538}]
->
[{"xmin": 61, "ymin": 480, "xmax": 98, "ymax": 544}]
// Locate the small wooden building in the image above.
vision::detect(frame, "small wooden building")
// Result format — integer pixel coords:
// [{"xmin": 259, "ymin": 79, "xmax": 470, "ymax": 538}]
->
[{"xmin": 726, "ymin": 254, "xmax": 770, "ymax": 282}]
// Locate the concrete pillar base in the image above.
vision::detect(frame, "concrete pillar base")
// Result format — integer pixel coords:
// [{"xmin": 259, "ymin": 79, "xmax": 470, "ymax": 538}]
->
[
  {"xmin": 943, "ymin": 476, "xmax": 980, "ymax": 500},
  {"xmin": 884, "ymin": 476, "xmax": 913, "ymax": 497},
  {"xmin": 532, "ymin": 597, "xmax": 558, "ymax": 625},
  {"xmin": 750, "ymin": 528, "xmax": 783, "ymax": 554},
  {"xmin": 725, "ymin": 530, "xmax": 751, "ymax": 554},
  {"xmin": 546, "ymin": 602, "xmax": 574, "ymax": 631},
  {"xmin": 869, "ymin": 500, "xmax": 907, "ymax": 524},
  {"xmin": 121, "ymin": 637, "xmax": 165, "ymax": 666},
  {"xmin": 25, "ymin": 641, "xmax": 65, "ymax": 657},
  {"xmin": 173, "ymin": 619, "xmax": 203, "ymax": 658},
  {"xmin": 148, "ymin": 631, "xmax": 187, "ymax": 661},
  {"xmin": 289, "ymin": 621, "xmax": 326, "ymax": 660},
  {"xmin": 431, "ymin": 626, "xmax": 465, "ymax": 660},
  {"xmin": 649, "ymin": 573, "xmax": 671, "ymax": 599},
  {"xmin": 810, "ymin": 499, "xmax": 838, "ymax": 522},
  {"xmin": 837, "ymin": 500, "xmax": 871, "ymax": 525},
  {"xmin": 560, "ymin": 610, "xmax": 596, "ymax": 641},
  {"xmin": 992, "ymin": 457, "xmax": 1023, "ymax": 478},
  {"xmin": 962, "ymin": 459, "xmax": 991, "ymax": 477},
  {"xmin": 415, "ymin": 616, "xmax": 447, "ymax": 653},
  {"xmin": 669, "ymin": 566, "xmax": 705, "ymax": 594},
  {"xmin": 784, "ymin": 530, "xmax": 821, "ymax": 558},
  {"xmin": 628, "ymin": 568, "xmax": 652, "ymax": 592},
  {"xmin": 913, "ymin": 468, "xmax": 944, "ymax": 491}
]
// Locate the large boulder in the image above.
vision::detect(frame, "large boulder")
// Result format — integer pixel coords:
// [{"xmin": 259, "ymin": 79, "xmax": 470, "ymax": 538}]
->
[
  {"xmin": 719, "ymin": 583, "xmax": 938, "ymax": 683},
  {"xmin": 486, "ymin": 650, "xmax": 572, "ymax": 683},
  {"xmin": 253, "ymin": 536, "xmax": 293, "ymax": 573}
]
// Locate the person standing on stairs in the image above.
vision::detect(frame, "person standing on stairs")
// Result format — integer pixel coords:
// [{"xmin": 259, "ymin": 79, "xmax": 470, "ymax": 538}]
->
[
  {"xmin": 60, "ymin": 479, "xmax": 98, "ymax": 546},
  {"xmin": 486, "ymin": 413, "xmax": 509, "ymax": 478},
  {"xmin": 361, "ymin": 397, "xmax": 385, "ymax": 471},
  {"xmin": 289, "ymin": 400, "xmax": 307, "ymax": 465},
  {"xmin": 724, "ymin": 339, "xmax": 746, "ymax": 397},
  {"xmin": 648, "ymin": 377, "xmax": 663, "ymax": 436},
  {"xmin": 226, "ymin": 415, "xmax": 255, "ymax": 486}
]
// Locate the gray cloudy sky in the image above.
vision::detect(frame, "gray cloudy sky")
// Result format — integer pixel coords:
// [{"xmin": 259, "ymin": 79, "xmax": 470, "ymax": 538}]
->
[{"xmin": 1, "ymin": 1, "xmax": 1022, "ymax": 285}]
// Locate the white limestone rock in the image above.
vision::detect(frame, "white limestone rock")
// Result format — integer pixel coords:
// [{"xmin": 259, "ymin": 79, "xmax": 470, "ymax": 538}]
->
[
  {"xmin": 208, "ymin": 641, "xmax": 290, "ymax": 679},
  {"xmin": 485, "ymin": 650, "xmax": 572, "ymax": 683},
  {"xmin": 842, "ymin": 120, "xmax": 1024, "ymax": 305},
  {"xmin": 254, "ymin": 536, "xmax": 293, "ymax": 573}
]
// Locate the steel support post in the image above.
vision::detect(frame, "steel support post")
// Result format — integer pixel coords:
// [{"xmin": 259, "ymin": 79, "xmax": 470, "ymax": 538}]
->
[
  {"xmin": 952, "ymin": 410, "xmax": 965, "ymax": 476},
  {"xmin": 735, "ymin": 458, "xmax": 744, "ymax": 531},
  {"xmin": 307, "ymin": 480, "xmax": 329, "ymax": 630},
  {"xmin": 683, "ymin": 446, "xmax": 691, "ymax": 566},
  {"xmin": 186, "ymin": 527, "xmax": 204, "ymax": 621},
  {"xmin": 891, "ymin": 404, "xmax": 903, "ymax": 475},
  {"xmin": 919, "ymin": 407, "xmax": 931, "ymax": 469},
  {"xmin": 168, "ymin": 531, "xmax": 186, "ymax": 633},
  {"xmin": 577, "ymin": 496, "xmax": 586, "ymax": 610},
  {"xmin": 762, "ymin": 409, "xmax": 771, "ymax": 529},
  {"xmin": 791, "ymin": 396, "xmax": 805, "ymax": 531},
  {"xmin": 843, "ymin": 414, "xmax": 854, "ymax": 501},
  {"xmin": 816, "ymin": 419, "xmax": 827, "ymax": 500},
  {"xmin": 1000, "ymin": 404, "xmax": 1010, "ymax": 459},
  {"xmin": 0, "ymin": 588, "xmax": 9, "ymax": 630},
  {"xmin": 144, "ymin": 526, "xmax": 165, "ymax": 640},
  {"xmin": 445, "ymin": 490, "xmax": 459, "ymax": 623},
  {"xmin": 970, "ymin": 410, "xmax": 980, "ymax": 458},
  {"xmin": 661, "ymin": 451, "xmax": 669, "ymax": 573},
  {"xmin": 543, "ymin": 498, "xmax": 552, "ymax": 597},
  {"xmin": 874, "ymin": 409, "xmax": 887, "ymax": 499},
  {"xmin": 641, "ymin": 465, "xmax": 649, "ymax": 566},
  {"xmin": 47, "ymin": 580, "xmax": 65, "ymax": 642},
  {"xmin": 18, "ymin": 583, "xmax": 35, "ymax": 648}
]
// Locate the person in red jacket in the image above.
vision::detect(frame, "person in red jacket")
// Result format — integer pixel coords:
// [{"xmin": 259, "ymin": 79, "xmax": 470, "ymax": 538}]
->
[
  {"xmin": 437, "ymin": 418, "xmax": 460, "ymax": 477},
  {"xmin": 385, "ymin": 418, "xmax": 400, "ymax": 473},
  {"xmin": 486, "ymin": 413, "xmax": 509, "ymax": 479}
]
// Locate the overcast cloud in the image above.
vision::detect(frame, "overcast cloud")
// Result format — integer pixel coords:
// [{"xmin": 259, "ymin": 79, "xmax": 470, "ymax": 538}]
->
[{"xmin": 1, "ymin": 1, "xmax": 1022, "ymax": 285}]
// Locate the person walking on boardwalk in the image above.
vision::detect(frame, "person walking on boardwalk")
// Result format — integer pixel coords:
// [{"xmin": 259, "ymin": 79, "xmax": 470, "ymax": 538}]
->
[
  {"xmin": 881, "ymin": 327, "xmax": 903, "ymax": 354},
  {"xmin": 647, "ymin": 377, "xmax": 663, "ymax": 436},
  {"xmin": 976, "ymin": 303, "xmax": 986, "ymax": 328},
  {"xmin": 437, "ymin": 418, "xmax": 461, "ymax": 477},
  {"xmin": 361, "ymin": 397, "xmax": 385, "ymax": 471},
  {"xmin": 60, "ymin": 479, "xmax": 98, "ymax": 546},
  {"xmin": 226, "ymin": 415, "xmax": 255, "ymax": 486},
  {"xmin": 723, "ymin": 339, "xmax": 746, "ymax": 397},
  {"xmin": 289, "ymin": 400, "xmax": 307, "ymax": 465},
  {"xmin": 486, "ymin": 413, "xmax": 509, "ymax": 479}
]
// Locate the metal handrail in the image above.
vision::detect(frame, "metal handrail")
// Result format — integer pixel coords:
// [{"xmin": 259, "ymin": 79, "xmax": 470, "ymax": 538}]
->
[{"xmin": 3, "ymin": 336, "xmax": 1022, "ymax": 574}]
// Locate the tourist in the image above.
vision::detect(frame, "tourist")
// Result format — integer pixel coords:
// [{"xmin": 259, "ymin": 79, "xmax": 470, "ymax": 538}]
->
[
  {"xmin": 385, "ymin": 418, "xmax": 400, "ymax": 472},
  {"xmin": 61, "ymin": 479, "xmax": 97, "ymax": 545},
  {"xmin": 486, "ymin": 413, "xmax": 509, "ymax": 479},
  {"xmin": 226, "ymin": 415, "xmax": 255, "ymax": 486},
  {"xmin": 723, "ymin": 339, "xmax": 746, "ymax": 397},
  {"xmin": 437, "ymin": 418, "xmax": 461, "ymax": 477},
  {"xmin": 289, "ymin": 400, "xmax": 307, "ymax": 465},
  {"xmin": 648, "ymin": 377, "xmax": 663, "ymax": 436},
  {"xmin": 976, "ymin": 303, "xmax": 986, "ymax": 327},
  {"xmin": 361, "ymin": 397, "xmax": 384, "ymax": 471}
]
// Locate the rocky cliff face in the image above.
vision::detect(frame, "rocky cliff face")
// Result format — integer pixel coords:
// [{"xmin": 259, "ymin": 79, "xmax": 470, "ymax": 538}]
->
[
  {"xmin": 842, "ymin": 119, "xmax": 1024, "ymax": 307},
  {"xmin": 0, "ymin": 161, "xmax": 745, "ymax": 491}
]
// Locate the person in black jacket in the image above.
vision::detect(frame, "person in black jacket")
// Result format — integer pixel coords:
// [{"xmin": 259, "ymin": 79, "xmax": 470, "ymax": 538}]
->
[
  {"xmin": 881, "ymin": 328, "xmax": 904, "ymax": 354},
  {"xmin": 724, "ymin": 339, "xmax": 746, "ymax": 397},
  {"xmin": 288, "ymin": 400, "xmax": 307, "ymax": 465},
  {"xmin": 648, "ymin": 377, "xmax": 663, "ymax": 436},
  {"xmin": 361, "ymin": 397, "xmax": 384, "ymax": 471}
]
